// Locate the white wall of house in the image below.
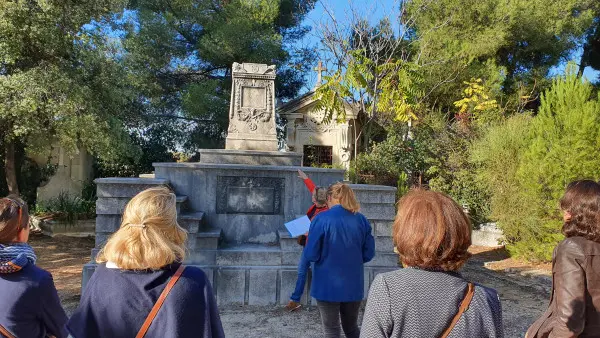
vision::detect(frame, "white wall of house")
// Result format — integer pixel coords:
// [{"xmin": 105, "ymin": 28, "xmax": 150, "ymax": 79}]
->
[{"xmin": 31, "ymin": 146, "xmax": 94, "ymax": 201}]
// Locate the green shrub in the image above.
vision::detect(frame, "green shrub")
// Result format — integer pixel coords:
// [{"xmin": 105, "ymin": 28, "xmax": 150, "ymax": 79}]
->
[
  {"xmin": 34, "ymin": 191, "xmax": 96, "ymax": 223},
  {"xmin": 350, "ymin": 121, "xmax": 431, "ymax": 188},
  {"xmin": 474, "ymin": 66, "xmax": 600, "ymax": 261},
  {"xmin": 515, "ymin": 67, "xmax": 600, "ymax": 260},
  {"xmin": 472, "ymin": 114, "xmax": 536, "ymax": 255},
  {"xmin": 425, "ymin": 118, "xmax": 491, "ymax": 226}
]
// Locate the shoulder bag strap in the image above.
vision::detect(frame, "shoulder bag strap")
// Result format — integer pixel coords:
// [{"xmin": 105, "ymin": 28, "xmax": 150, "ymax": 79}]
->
[
  {"xmin": 440, "ymin": 282, "xmax": 475, "ymax": 338},
  {"xmin": 0, "ymin": 324, "xmax": 16, "ymax": 338},
  {"xmin": 135, "ymin": 265, "xmax": 186, "ymax": 338}
]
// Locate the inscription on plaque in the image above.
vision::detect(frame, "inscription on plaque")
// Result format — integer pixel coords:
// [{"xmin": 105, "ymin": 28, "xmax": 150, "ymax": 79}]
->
[
  {"xmin": 217, "ymin": 176, "xmax": 284, "ymax": 215},
  {"xmin": 242, "ymin": 87, "xmax": 266, "ymax": 109}
]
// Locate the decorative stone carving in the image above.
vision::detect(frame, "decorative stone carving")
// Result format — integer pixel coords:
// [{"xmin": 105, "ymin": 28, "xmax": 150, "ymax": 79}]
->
[
  {"xmin": 226, "ymin": 62, "xmax": 279, "ymax": 151},
  {"xmin": 302, "ymin": 109, "xmax": 337, "ymax": 132}
]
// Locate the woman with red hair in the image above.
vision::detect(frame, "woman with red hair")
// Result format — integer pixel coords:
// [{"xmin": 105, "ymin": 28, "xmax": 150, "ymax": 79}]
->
[{"xmin": 361, "ymin": 189, "xmax": 502, "ymax": 337}]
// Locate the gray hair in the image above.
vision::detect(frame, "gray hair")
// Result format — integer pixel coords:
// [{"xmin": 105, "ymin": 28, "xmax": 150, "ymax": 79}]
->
[{"xmin": 314, "ymin": 187, "xmax": 328, "ymax": 205}]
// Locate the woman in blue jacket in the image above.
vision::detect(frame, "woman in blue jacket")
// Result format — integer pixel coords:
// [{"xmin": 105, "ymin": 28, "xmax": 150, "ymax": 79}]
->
[
  {"xmin": 0, "ymin": 196, "xmax": 68, "ymax": 338},
  {"xmin": 304, "ymin": 183, "xmax": 375, "ymax": 338}
]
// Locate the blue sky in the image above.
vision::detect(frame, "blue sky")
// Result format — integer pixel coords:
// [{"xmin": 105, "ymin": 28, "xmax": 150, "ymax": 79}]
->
[
  {"xmin": 296, "ymin": 0, "xmax": 599, "ymax": 91},
  {"xmin": 297, "ymin": 0, "xmax": 402, "ymax": 91}
]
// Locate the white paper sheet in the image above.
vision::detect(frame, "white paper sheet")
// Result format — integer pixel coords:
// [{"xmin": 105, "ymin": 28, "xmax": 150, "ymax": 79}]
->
[{"xmin": 284, "ymin": 215, "xmax": 311, "ymax": 238}]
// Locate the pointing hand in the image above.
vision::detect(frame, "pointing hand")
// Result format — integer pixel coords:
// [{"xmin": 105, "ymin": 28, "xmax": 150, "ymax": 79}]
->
[{"xmin": 297, "ymin": 169, "xmax": 308, "ymax": 180}]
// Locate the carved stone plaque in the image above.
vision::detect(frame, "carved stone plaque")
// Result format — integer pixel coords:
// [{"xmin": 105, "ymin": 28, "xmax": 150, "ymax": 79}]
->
[
  {"xmin": 242, "ymin": 87, "xmax": 266, "ymax": 109},
  {"xmin": 216, "ymin": 176, "xmax": 284, "ymax": 215},
  {"xmin": 225, "ymin": 62, "xmax": 279, "ymax": 151}
]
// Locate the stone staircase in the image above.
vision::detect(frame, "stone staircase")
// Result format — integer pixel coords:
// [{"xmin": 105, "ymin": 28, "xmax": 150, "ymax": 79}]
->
[{"xmin": 83, "ymin": 178, "xmax": 400, "ymax": 307}]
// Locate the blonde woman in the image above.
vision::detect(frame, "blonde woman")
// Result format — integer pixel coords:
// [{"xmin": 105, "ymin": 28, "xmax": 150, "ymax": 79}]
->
[
  {"xmin": 304, "ymin": 183, "xmax": 375, "ymax": 338},
  {"xmin": 67, "ymin": 187, "xmax": 224, "ymax": 338}
]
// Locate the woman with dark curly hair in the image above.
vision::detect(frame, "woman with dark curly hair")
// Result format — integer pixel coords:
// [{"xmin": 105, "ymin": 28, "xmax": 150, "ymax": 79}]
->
[
  {"xmin": 527, "ymin": 180, "xmax": 600, "ymax": 337},
  {"xmin": 360, "ymin": 189, "xmax": 503, "ymax": 338}
]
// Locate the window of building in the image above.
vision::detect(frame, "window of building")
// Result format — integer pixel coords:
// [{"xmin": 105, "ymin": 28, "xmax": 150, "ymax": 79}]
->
[{"xmin": 303, "ymin": 145, "xmax": 333, "ymax": 167}]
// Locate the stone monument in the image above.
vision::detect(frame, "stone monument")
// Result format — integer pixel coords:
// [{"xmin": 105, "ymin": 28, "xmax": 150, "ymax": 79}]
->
[
  {"xmin": 225, "ymin": 62, "xmax": 278, "ymax": 151},
  {"xmin": 83, "ymin": 61, "xmax": 399, "ymax": 307}
]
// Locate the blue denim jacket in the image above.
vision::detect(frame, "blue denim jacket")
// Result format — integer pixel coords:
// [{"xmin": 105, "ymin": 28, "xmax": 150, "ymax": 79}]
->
[{"xmin": 304, "ymin": 205, "xmax": 375, "ymax": 302}]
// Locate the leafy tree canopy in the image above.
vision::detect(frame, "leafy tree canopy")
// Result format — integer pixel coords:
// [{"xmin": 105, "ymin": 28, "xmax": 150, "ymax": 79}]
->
[
  {"xmin": 0, "ymin": 0, "xmax": 135, "ymax": 195},
  {"xmin": 116, "ymin": 0, "xmax": 317, "ymax": 148},
  {"xmin": 407, "ymin": 0, "xmax": 598, "ymax": 109}
]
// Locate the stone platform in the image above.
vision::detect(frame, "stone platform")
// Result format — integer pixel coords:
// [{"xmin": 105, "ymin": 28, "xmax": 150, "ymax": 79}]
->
[
  {"xmin": 83, "ymin": 153, "xmax": 399, "ymax": 306},
  {"xmin": 198, "ymin": 149, "xmax": 303, "ymax": 166}
]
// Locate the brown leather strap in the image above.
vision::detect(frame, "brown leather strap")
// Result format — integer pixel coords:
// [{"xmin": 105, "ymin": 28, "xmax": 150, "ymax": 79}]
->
[
  {"xmin": 135, "ymin": 265, "xmax": 186, "ymax": 338},
  {"xmin": 440, "ymin": 282, "xmax": 475, "ymax": 338},
  {"xmin": 0, "ymin": 324, "xmax": 15, "ymax": 338}
]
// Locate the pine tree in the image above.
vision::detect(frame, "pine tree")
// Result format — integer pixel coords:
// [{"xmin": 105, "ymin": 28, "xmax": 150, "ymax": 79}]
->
[{"xmin": 515, "ymin": 65, "xmax": 600, "ymax": 260}]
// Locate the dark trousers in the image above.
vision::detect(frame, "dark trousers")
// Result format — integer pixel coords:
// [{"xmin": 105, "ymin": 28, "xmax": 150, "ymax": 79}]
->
[{"xmin": 316, "ymin": 300, "xmax": 362, "ymax": 338}]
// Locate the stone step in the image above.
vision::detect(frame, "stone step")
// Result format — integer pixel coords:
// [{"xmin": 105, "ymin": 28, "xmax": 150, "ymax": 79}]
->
[
  {"xmin": 197, "ymin": 265, "xmax": 401, "ymax": 307},
  {"xmin": 81, "ymin": 262, "xmax": 400, "ymax": 306},
  {"xmin": 90, "ymin": 248, "xmax": 99, "ymax": 262},
  {"xmin": 96, "ymin": 195, "xmax": 188, "ymax": 215},
  {"xmin": 138, "ymin": 173, "xmax": 155, "ymax": 178},
  {"xmin": 375, "ymin": 236, "xmax": 395, "ymax": 252},
  {"xmin": 90, "ymin": 226, "xmax": 213, "ymax": 261},
  {"xmin": 351, "ymin": 186, "xmax": 397, "ymax": 204},
  {"xmin": 96, "ymin": 209, "xmax": 201, "ymax": 234},
  {"xmin": 95, "ymin": 208, "xmax": 197, "ymax": 249},
  {"xmin": 360, "ymin": 203, "xmax": 396, "ymax": 221},
  {"xmin": 279, "ymin": 249, "xmax": 397, "ymax": 267},
  {"xmin": 178, "ymin": 212, "xmax": 205, "ymax": 234},
  {"xmin": 195, "ymin": 228, "xmax": 222, "ymax": 250},
  {"xmin": 372, "ymin": 220, "xmax": 394, "ymax": 237},
  {"xmin": 198, "ymin": 149, "xmax": 303, "ymax": 166},
  {"xmin": 281, "ymin": 230, "xmax": 394, "ymax": 253},
  {"xmin": 216, "ymin": 244, "xmax": 282, "ymax": 266},
  {"xmin": 96, "ymin": 177, "xmax": 170, "ymax": 198},
  {"xmin": 278, "ymin": 230, "xmax": 302, "ymax": 252},
  {"xmin": 365, "ymin": 252, "xmax": 400, "ymax": 267}
]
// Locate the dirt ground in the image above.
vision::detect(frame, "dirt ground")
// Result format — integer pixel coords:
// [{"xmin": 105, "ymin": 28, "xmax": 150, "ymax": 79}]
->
[
  {"xmin": 30, "ymin": 235, "xmax": 550, "ymax": 338},
  {"xmin": 469, "ymin": 245, "xmax": 552, "ymax": 274},
  {"xmin": 29, "ymin": 234, "xmax": 95, "ymax": 314}
]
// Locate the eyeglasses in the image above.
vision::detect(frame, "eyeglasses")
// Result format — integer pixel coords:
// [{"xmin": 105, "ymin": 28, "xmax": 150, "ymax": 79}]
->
[{"xmin": 4, "ymin": 197, "xmax": 24, "ymax": 230}]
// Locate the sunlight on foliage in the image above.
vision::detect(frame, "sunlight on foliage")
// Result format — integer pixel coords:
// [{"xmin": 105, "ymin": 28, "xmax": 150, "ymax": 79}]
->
[
  {"xmin": 453, "ymin": 79, "xmax": 499, "ymax": 121},
  {"xmin": 313, "ymin": 49, "xmax": 423, "ymax": 124}
]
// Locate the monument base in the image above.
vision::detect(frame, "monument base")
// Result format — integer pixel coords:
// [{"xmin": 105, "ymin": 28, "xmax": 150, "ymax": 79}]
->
[
  {"xmin": 225, "ymin": 135, "xmax": 279, "ymax": 152},
  {"xmin": 198, "ymin": 149, "xmax": 303, "ymax": 166},
  {"xmin": 86, "ymin": 177, "xmax": 399, "ymax": 306}
]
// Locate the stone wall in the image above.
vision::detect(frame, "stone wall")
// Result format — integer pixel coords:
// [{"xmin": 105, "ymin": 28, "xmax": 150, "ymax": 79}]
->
[
  {"xmin": 35, "ymin": 146, "xmax": 94, "ymax": 202},
  {"xmin": 153, "ymin": 163, "xmax": 345, "ymax": 244}
]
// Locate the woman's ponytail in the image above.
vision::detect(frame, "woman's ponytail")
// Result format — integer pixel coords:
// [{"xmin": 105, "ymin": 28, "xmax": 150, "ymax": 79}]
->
[{"xmin": 329, "ymin": 183, "xmax": 360, "ymax": 213}]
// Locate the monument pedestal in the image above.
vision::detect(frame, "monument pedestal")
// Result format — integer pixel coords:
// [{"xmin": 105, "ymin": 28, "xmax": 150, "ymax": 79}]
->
[
  {"xmin": 198, "ymin": 149, "xmax": 303, "ymax": 166},
  {"xmin": 224, "ymin": 137, "xmax": 279, "ymax": 152},
  {"xmin": 225, "ymin": 62, "xmax": 279, "ymax": 151}
]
